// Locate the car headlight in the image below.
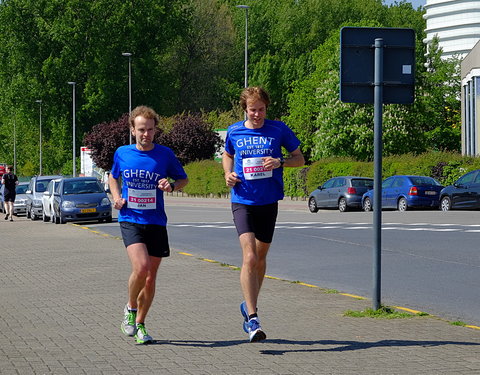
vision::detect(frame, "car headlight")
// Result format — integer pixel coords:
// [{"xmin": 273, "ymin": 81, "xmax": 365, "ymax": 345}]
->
[
  {"xmin": 33, "ymin": 199, "xmax": 42, "ymax": 207},
  {"xmin": 62, "ymin": 200, "xmax": 75, "ymax": 209},
  {"xmin": 101, "ymin": 198, "xmax": 111, "ymax": 206}
]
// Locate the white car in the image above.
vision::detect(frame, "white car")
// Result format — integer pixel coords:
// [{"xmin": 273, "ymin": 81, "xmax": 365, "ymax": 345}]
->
[{"xmin": 42, "ymin": 178, "xmax": 62, "ymax": 222}]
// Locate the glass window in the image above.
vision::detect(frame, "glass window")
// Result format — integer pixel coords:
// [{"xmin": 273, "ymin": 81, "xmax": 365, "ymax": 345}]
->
[
  {"xmin": 322, "ymin": 178, "xmax": 336, "ymax": 189},
  {"xmin": 457, "ymin": 171, "xmax": 477, "ymax": 185},
  {"xmin": 382, "ymin": 177, "xmax": 394, "ymax": 189}
]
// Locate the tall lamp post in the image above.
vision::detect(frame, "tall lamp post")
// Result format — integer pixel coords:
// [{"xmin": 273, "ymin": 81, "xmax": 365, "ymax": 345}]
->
[
  {"xmin": 13, "ymin": 112, "xmax": 16, "ymax": 175},
  {"xmin": 236, "ymin": 5, "xmax": 250, "ymax": 89},
  {"xmin": 122, "ymin": 52, "xmax": 133, "ymax": 144},
  {"xmin": 35, "ymin": 100, "xmax": 43, "ymax": 175},
  {"xmin": 68, "ymin": 82, "xmax": 76, "ymax": 177}
]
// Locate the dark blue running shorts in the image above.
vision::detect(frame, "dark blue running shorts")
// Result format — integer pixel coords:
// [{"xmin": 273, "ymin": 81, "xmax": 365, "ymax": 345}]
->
[
  {"xmin": 119, "ymin": 222, "xmax": 170, "ymax": 258},
  {"xmin": 232, "ymin": 202, "xmax": 278, "ymax": 244}
]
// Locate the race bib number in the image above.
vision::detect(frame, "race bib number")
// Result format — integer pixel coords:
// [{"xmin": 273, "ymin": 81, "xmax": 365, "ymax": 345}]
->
[
  {"xmin": 127, "ymin": 188, "xmax": 156, "ymax": 209},
  {"xmin": 243, "ymin": 157, "xmax": 272, "ymax": 180}
]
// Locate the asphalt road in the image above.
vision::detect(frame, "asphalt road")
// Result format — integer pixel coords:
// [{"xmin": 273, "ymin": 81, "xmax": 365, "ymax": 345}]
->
[{"xmin": 76, "ymin": 197, "xmax": 480, "ymax": 327}]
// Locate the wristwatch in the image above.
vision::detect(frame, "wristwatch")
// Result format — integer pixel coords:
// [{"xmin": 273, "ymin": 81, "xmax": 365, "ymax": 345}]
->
[
  {"xmin": 170, "ymin": 182, "xmax": 175, "ymax": 192},
  {"xmin": 278, "ymin": 158, "xmax": 285, "ymax": 168}
]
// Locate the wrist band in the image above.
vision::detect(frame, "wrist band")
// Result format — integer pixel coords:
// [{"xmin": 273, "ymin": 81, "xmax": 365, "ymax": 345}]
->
[{"xmin": 170, "ymin": 182, "xmax": 175, "ymax": 192}]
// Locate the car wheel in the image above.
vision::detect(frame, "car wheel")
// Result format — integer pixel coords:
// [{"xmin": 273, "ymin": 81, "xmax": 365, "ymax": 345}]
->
[
  {"xmin": 42, "ymin": 211, "xmax": 48, "ymax": 222},
  {"xmin": 308, "ymin": 197, "xmax": 319, "ymax": 213},
  {"xmin": 338, "ymin": 197, "xmax": 348, "ymax": 212},
  {"xmin": 26, "ymin": 206, "xmax": 31, "ymax": 218},
  {"xmin": 30, "ymin": 207, "xmax": 37, "ymax": 221},
  {"xmin": 397, "ymin": 197, "xmax": 408, "ymax": 212},
  {"xmin": 363, "ymin": 197, "xmax": 372, "ymax": 212},
  {"xmin": 105, "ymin": 216, "xmax": 112, "ymax": 223},
  {"xmin": 440, "ymin": 196, "xmax": 451, "ymax": 211},
  {"xmin": 60, "ymin": 215, "xmax": 66, "ymax": 224}
]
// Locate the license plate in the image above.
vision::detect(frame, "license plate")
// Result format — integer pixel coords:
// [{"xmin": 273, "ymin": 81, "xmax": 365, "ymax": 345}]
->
[
  {"xmin": 81, "ymin": 208, "xmax": 96, "ymax": 213},
  {"xmin": 425, "ymin": 191, "xmax": 437, "ymax": 195}
]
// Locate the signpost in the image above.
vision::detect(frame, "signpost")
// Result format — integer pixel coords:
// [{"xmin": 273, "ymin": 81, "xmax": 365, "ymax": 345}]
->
[{"xmin": 340, "ymin": 27, "xmax": 415, "ymax": 310}]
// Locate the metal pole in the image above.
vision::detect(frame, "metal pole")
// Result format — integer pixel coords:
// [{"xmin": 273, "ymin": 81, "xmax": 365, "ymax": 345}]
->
[
  {"xmin": 68, "ymin": 82, "xmax": 76, "ymax": 177},
  {"xmin": 236, "ymin": 5, "xmax": 250, "ymax": 121},
  {"xmin": 373, "ymin": 38, "xmax": 384, "ymax": 311},
  {"xmin": 122, "ymin": 52, "xmax": 133, "ymax": 144},
  {"xmin": 244, "ymin": 7, "xmax": 248, "ymax": 89},
  {"xmin": 13, "ymin": 113, "xmax": 16, "ymax": 175},
  {"xmin": 35, "ymin": 100, "xmax": 43, "ymax": 175},
  {"xmin": 128, "ymin": 55, "xmax": 132, "ymax": 144}
]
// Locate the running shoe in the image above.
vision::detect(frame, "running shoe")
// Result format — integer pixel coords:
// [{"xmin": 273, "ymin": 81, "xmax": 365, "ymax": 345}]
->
[
  {"xmin": 121, "ymin": 304, "xmax": 137, "ymax": 336},
  {"xmin": 240, "ymin": 301, "xmax": 249, "ymax": 333},
  {"xmin": 9, "ymin": 216, "xmax": 13, "ymax": 221},
  {"xmin": 135, "ymin": 323, "xmax": 153, "ymax": 344},
  {"xmin": 246, "ymin": 317, "xmax": 266, "ymax": 343},
  {"xmin": 4, "ymin": 214, "xmax": 8, "ymax": 220}
]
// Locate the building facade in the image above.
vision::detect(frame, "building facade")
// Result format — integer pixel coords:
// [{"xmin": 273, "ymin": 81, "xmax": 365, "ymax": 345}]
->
[
  {"xmin": 424, "ymin": 0, "xmax": 480, "ymax": 59},
  {"xmin": 461, "ymin": 40, "xmax": 480, "ymax": 156}
]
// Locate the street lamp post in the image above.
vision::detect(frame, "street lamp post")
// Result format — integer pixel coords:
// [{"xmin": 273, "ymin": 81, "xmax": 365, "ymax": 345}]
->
[
  {"xmin": 13, "ymin": 112, "xmax": 16, "ymax": 175},
  {"xmin": 35, "ymin": 100, "xmax": 43, "ymax": 175},
  {"xmin": 68, "ymin": 82, "xmax": 76, "ymax": 177},
  {"xmin": 122, "ymin": 52, "xmax": 133, "ymax": 144},
  {"xmin": 236, "ymin": 5, "xmax": 250, "ymax": 89}
]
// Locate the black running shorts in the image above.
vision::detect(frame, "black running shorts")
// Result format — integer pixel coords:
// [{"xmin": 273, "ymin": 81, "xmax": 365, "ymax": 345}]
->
[
  {"xmin": 232, "ymin": 202, "xmax": 278, "ymax": 244},
  {"xmin": 3, "ymin": 192, "xmax": 16, "ymax": 202},
  {"xmin": 119, "ymin": 221, "xmax": 170, "ymax": 258}
]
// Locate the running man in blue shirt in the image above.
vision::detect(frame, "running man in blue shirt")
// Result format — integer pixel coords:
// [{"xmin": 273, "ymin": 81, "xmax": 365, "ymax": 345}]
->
[
  {"xmin": 109, "ymin": 106, "xmax": 188, "ymax": 344},
  {"xmin": 222, "ymin": 87, "xmax": 305, "ymax": 342}
]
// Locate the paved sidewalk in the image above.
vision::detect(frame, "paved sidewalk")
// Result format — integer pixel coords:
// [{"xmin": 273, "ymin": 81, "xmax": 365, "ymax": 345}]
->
[{"xmin": 1, "ymin": 215, "xmax": 480, "ymax": 374}]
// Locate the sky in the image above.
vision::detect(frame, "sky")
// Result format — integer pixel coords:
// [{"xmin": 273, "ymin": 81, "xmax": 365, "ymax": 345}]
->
[{"xmin": 384, "ymin": 0, "xmax": 426, "ymax": 8}]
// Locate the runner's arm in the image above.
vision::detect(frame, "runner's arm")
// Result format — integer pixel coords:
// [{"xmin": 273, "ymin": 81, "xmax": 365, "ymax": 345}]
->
[
  {"xmin": 222, "ymin": 151, "xmax": 240, "ymax": 187},
  {"xmin": 108, "ymin": 173, "xmax": 125, "ymax": 210}
]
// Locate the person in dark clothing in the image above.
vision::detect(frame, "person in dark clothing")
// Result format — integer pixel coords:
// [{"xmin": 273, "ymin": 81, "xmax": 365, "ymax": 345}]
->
[{"xmin": 2, "ymin": 166, "xmax": 18, "ymax": 221}]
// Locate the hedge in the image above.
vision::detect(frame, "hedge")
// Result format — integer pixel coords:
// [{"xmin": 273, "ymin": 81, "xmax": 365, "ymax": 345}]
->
[{"xmin": 180, "ymin": 152, "xmax": 480, "ymax": 198}]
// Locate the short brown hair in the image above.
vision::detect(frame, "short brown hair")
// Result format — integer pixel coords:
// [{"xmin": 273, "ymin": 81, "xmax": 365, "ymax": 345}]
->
[
  {"xmin": 239, "ymin": 86, "xmax": 270, "ymax": 111},
  {"xmin": 129, "ymin": 105, "xmax": 160, "ymax": 128}
]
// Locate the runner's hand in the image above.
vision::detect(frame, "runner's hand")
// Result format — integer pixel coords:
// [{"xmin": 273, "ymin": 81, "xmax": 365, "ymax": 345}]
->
[
  {"xmin": 158, "ymin": 178, "xmax": 172, "ymax": 192},
  {"xmin": 262, "ymin": 157, "xmax": 280, "ymax": 171},
  {"xmin": 225, "ymin": 172, "xmax": 240, "ymax": 187},
  {"xmin": 113, "ymin": 197, "xmax": 126, "ymax": 210}
]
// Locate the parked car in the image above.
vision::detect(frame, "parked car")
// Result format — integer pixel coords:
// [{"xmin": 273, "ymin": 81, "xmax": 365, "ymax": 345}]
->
[
  {"xmin": 308, "ymin": 176, "xmax": 374, "ymax": 213},
  {"xmin": 26, "ymin": 175, "xmax": 63, "ymax": 220},
  {"xmin": 1, "ymin": 182, "xmax": 30, "ymax": 216},
  {"xmin": 362, "ymin": 175, "xmax": 444, "ymax": 212},
  {"xmin": 41, "ymin": 178, "xmax": 62, "ymax": 222},
  {"xmin": 439, "ymin": 169, "xmax": 480, "ymax": 211},
  {"xmin": 51, "ymin": 177, "xmax": 112, "ymax": 224}
]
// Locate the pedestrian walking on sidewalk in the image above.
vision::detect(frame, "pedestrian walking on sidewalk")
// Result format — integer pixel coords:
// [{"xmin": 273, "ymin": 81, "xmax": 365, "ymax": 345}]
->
[
  {"xmin": 2, "ymin": 166, "xmax": 18, "ymax": 222},
  {"xmin": 109, "ymin": 105, "xmax": 189, "ymax": 344},
  {"xmin": 222, "ymin": 87, "xmax": 305, "ymax": 342}
]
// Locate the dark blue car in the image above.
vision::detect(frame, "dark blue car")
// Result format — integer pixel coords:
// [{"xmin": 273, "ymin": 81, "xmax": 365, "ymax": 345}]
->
[
  {"xmin": 439, "ymin": 169, "xmax": 480, "ymax": 211},
  {"xmin": 362, "ymin": 175, "xmax": 444, "ymax": 212},
  {"xmin": 51, "ymin": 177, "xmax": 112, "ymax": 224}
]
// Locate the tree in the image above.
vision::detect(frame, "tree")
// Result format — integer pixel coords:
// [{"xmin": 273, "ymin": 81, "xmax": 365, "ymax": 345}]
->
[
  {"xmin": 158, "ymin": 113, "xmax": 223, "ymax": 165},
  {"xmin": 83, "ymin": 113, "xmax": 130, "ymax": 171}
]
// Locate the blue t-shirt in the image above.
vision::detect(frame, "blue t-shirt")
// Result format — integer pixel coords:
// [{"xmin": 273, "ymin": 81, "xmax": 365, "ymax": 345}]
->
[
  {"xmin": 110, "ymin": 143, "xmax": 187, "ymax": 225},
  {"xmin": 224, "ymin": 119, "xmax": 300, "ymax": 205}
]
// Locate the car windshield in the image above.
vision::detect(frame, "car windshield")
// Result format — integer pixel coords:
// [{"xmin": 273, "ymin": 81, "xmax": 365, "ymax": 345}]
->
[
  {"xmin": 409, "ymin": 176, "xmax": 441, "ymax": 186},
  {"xmin": 35, "ymin": 181, "xmax": 49, "ymax": 192},
  {"xmin": 352, "ymin": 179, "xmax": 373, "ymax": 188},
  {"xmin": 16, "ymin": 185, "xmax": 28, "ymax": 194},
  {"xmin": 63, "ymin": 180, "xmax": 103, "ymax": 195}
]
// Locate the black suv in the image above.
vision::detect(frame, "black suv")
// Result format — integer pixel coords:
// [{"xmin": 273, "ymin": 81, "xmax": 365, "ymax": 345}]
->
[{"xmin": 26, "ymin": 175, "xmax": 63, "ymax": 220}]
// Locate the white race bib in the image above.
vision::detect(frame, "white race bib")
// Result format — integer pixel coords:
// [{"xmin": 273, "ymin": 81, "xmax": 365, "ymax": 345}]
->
[
  {"xmin": 242, "ymin": 157, "xmax": 272, "ymax": 180},
  {"xmin": 127, "ymin": 188, "xmax": 156, "ymax": 209}
]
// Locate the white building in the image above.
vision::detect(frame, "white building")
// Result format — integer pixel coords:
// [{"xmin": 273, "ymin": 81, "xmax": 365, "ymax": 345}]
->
[{"xmin": 424, "ymin": 0, "xmax": 480, "ymax": 59}]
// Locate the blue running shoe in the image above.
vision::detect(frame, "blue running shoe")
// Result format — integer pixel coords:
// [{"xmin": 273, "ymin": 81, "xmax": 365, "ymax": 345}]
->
[
  {"xmin": 246, "ymin": 317, "xmax": 266, "ymax": 343},
  {"xmin": 240, "ymin": 301, "xmax": 249, "ymax": 333}
]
